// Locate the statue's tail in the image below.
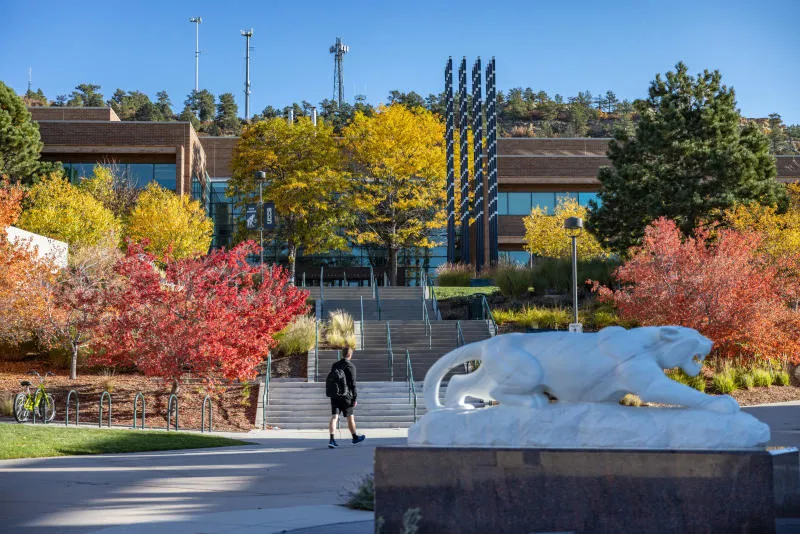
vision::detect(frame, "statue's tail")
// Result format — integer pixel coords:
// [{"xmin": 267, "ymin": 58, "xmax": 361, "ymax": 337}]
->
[{"xmin": 424, "ymin": 341, "xmax": 483, "ymax": 410}]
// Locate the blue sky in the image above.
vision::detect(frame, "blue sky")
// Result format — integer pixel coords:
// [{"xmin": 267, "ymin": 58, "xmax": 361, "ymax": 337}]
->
[{"xmin": 2, "ymin": 0, "xmax": 799, "ymax": 123}]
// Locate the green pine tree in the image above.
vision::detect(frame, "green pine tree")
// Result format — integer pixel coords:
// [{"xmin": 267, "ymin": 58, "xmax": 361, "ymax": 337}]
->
[
  {"xmin": 587, "ymin": 62, "xmax": 786, "ymax": 253},
  {"xmin": 0, "ymin": 82, "xmax": 44, "ymax": 184}
]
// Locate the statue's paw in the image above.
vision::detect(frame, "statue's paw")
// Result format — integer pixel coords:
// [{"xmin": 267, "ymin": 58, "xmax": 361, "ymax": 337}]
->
[
  {"xmin": 703, "ymin": 395, "xmax": 740, "ymax": 413},
  {"xmin": 460, "ymin": 402, "xmax": 475, "ymax": 410}
]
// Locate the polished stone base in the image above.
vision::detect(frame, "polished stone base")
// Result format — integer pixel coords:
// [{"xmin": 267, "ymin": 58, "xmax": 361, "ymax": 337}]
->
[{"xmin": 374, "ymin": 447, "xmax": 799, "ymax": 534}]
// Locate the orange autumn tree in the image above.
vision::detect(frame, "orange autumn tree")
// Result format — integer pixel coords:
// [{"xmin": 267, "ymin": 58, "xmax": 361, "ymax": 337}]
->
[
  {"xmin": 594, "ymin": 217, "xmax": 800, "ymax": 363},
  {"xmin": 0, "ymin": 180, "xmax": 55, "ymax": 345}
]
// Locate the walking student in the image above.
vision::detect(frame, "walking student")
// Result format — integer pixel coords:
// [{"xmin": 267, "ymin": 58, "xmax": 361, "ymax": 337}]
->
[{"xmin": 326, "ymin": 347, "xmax": 366, "ymax": 448}]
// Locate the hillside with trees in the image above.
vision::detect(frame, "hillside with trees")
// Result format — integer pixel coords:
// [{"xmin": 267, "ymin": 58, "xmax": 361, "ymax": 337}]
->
[{"xmin": 16, "ymin": 82, "xmax": 800, "ymax": 154}]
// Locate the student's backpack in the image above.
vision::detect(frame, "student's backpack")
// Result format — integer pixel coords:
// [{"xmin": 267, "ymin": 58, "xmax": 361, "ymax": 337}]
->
[{"xmin": 325, "ymin": 363, "xmax": 350, "ymax": 398}]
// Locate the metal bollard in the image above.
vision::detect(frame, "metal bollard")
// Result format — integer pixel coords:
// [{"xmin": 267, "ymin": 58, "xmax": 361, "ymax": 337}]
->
[
  {"xmin": 167, "ymin": 394, "xmax": 178, "ymax": 431},
  {"xmin": 201, "ymin": 395, "xmax": 212, "ymax": 433},
  {"xmin": 66, "ymin": 390, "xmax": 79, "ymax": 426},
  {"xmin": 133, "ymin": 392, "xmax": 145, "ymax": 429}
]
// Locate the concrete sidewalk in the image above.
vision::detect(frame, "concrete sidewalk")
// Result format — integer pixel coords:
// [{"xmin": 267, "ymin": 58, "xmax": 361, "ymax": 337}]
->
[
  {"xmin": 0, "ymin": 428, "xmax": 405, "ymax": 534},
  {"xmin": 1, "ymin": 405, "xmax": 799, "ymax": 533}
]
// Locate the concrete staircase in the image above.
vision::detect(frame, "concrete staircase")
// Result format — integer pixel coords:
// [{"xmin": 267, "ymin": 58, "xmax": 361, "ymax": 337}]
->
[
  {"xmin": 270, "ymin": 286, "xmax": 494, "ymax": 429},
  {"xmin": 264, "ymin": 380, "xmax": 440, "ymax": 429}
]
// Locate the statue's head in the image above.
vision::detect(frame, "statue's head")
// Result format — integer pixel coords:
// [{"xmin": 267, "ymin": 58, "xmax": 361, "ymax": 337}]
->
[{"xmin": 654, "ymin": 326, "xmax": 713, "ymax": 376}]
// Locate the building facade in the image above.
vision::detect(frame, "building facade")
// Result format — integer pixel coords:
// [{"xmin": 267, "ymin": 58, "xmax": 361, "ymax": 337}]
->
[{"xmin": 31, "ymin": 107, "xmax": 800, "ymax": 281}]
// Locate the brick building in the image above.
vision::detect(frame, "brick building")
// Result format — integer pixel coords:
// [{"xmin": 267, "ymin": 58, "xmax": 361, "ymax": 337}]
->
[{"xmin": 31, "ymin": 107, "xmax": 800, "ymax": 276}]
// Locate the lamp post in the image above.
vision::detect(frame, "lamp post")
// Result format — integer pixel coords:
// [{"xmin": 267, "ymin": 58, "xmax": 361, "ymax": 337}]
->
[
  {"xmin": 564, "ymin": 216, "xmax": 583, "ymax": 333},
  {"xmin": 255, "ymin": 171, "xmax": 266, "ymax": 268}
]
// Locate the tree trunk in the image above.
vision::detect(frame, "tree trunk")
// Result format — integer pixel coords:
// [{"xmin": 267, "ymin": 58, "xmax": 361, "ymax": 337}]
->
[
  {"xmin": 171, "ymin": 379, "xmax": 180, "ymax": 395},
  {"xmin": 70, "ymin": 343, "xmax": 78, "ymax": 380},
  {"xmin": 288, "ymin": 244, "xmax": 297, "ymax": 286},
  {"xmin": 388, "ymin": 247, "xmax": 399, "ymax": 286}
]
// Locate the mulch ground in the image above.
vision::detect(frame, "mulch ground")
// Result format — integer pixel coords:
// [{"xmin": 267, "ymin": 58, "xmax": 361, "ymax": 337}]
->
[{"xmin": 0, "ymin": 361, "xmax": 260, "ymax": 432}]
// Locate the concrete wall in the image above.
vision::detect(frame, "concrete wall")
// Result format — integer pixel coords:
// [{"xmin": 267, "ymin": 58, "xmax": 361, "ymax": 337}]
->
[{"xmin": 6, "ymin": 226, "xmax": 68, "ymax": 268}]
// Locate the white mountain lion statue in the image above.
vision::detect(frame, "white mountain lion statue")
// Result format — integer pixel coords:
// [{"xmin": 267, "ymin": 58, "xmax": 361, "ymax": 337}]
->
[{"xmin": 410, "ymin": 326, "xmax": 770, "ymax": 449}]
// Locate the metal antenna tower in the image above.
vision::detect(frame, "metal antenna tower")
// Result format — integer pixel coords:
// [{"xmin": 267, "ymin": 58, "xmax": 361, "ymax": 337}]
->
[
  {"xmin": 329, "ymin": 37, "xmax": 349, "ymax": 106},
  {"xmin": 189, "ymin": 17, "xmax": 202, "ymax": 92},
  {"xmin": 241, "ymin": 28, "xmax": 253, "ymax": 120},
  {"xmin": 27, "ymin": 67, "xmax": 32, "ymax": 94}
]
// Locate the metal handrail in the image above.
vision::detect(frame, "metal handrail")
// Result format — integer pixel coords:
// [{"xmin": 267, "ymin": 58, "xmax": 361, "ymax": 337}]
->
[
  {"xmin": 481, "ymin": 295, "xmax": 498, "ymax": 337},
  {"xmin": 133, "ymin": 392, "xmax": 145, "ymax": 429},
  {"xmin": 456, "ymin": 320, "xmax": 466, "ymax": 347},
  {"xmin": 167, "ymin": 394, "xmax": 178, "ymax": 431},
  {"xmin": 376, "ymin": 283, "xmax": 382, "ymax": 321},
  {"xmin": 320, "ymin": 266, "xmax": 324, "ymax": 303},
  {"xmin": 201, "ymin": 395, "xmax": 212, "ymax": 432},
  {"xmin": 387, "ymin": 321, "xmax": 394, "ymax": 382},
  {"xmin": 422, "ymin": 298, "xmax": 431, "ymax": 349},
  {"xmin": 428, "ymin": 279, "xmax": 441, "ymax": 320},
  {"xmin": 314, "ymin": 318, "xmax": 319, "ymax": 382},
  {"xmin": 360, "ymin": 296, "xmax": 365, "ymax": 349},
  {"xmin": 262, "ymin": 352, "xmax": 271, "ymax": 429},
  {"xmin": 65, "ymin": 390, "xmax": 79, "ymax": 427},
  {"xmin": 405, "ymin": 349, "xmax": 418, "ymax": 422},
  {"xmin": 369, "ymin": 265, "xmax": 375, "ymax": 295}
]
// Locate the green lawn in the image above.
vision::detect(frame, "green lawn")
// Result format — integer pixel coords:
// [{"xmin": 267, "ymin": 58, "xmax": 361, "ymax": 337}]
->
[
  {"xmin": 0, "ymin": 424, "xmax": 251, "ymax": 460},
  {"xmin": 431, "ymin": 286, "xmax": 499, "ymax": 299}
]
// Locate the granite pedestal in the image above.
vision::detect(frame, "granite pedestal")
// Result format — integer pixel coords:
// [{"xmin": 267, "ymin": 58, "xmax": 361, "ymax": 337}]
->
[{"xmin": 374, "ymin": 447, "xmax": 799, "ymax": 534}]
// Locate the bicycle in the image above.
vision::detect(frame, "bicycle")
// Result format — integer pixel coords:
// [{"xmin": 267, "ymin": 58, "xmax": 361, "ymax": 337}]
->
[{"xmin": 14, "ymin": 371, "xmax": 56, "ymax": 423}]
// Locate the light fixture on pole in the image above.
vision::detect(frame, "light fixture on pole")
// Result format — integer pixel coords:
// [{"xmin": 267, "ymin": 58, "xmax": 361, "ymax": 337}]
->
[
  {"xmin": 564, "ymin": 216, "xmax": 583, "ymax": 333},
  {"xmin": 255, "ymin": 171, "xmax": 266, "ymax": 268},
  {"xmin": 189, "ymin": 17, "xmax": 202, "ymax": 92}
]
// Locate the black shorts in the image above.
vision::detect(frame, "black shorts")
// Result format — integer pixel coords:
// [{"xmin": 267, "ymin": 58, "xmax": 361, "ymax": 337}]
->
[{"xmin": 331, "ymin": 397, "xmax": 355, "ymax": 417}]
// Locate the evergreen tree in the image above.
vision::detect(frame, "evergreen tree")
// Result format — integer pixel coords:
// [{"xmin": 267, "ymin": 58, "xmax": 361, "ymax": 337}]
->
[
  {"xmin": 0, "ymin": 82, "xmax": 44, "ymax": 184},
  {"xmin": 767, "ymin": 113, "xmax": 795, "ymax": 155},
  {"xmin": 587, "ymin": 62, "xmax": 786, "ymax": 253},
  {"xmin": 215, "ymin": 93, "xmax": 241, "ymax": 134},
  {"xmin": 67, "ymin": 84, "xmax": 104, "ymax": 107},
  {"xmin": 178, "ymin": 104, "xmax": 201, "ymax": 130},
  {"xmin": 155, "ymin": 91, "xmax": 173, "ymax": 120},
  {"xmin": 185, "ymin": 89, "xmax": 215, "ymax": 122}
]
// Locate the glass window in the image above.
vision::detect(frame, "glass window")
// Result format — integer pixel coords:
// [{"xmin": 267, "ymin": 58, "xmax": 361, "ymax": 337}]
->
[
  {"xmin": 127, "ymin": 164, "xmax": 154, "ymax": 188},
  {"xmin": 508, "ymin": 193, "xmax": 532, "ymax": 215},
  {"xmin": 579, "ymin": 192, "xmax": 601, "ymax": 208},
  {"xmin": 154, "ymin": 164, "xmax": 176, "ymax": 191},
  {"xmin": 500, "ymin": 250, "xmax": 531, "ymax": 265},
  {"xmin": 531, "ymin": 193, "xmax": 555, "ymax": 214},
  {"xmin": 497, "ymin": 192, "xmax": 509, "ymax": 215},
  {"xmin": 555, "ymin": 192, "xmax": 578, "ymax": 207}
]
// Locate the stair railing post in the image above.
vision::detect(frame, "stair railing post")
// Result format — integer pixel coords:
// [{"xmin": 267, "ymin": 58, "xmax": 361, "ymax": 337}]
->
[
  {"xmin": 262, "ymin": 352, "xmax": 271, "ymax": 430},
  {"xmin": 387, "ymin": 322, "xmax": 394, "ymax": 382},
  {"xmin": 360, "ymin": 296, "xmax": 365, "ymax": 349},
  {"xmin": 314, "ymin": 319, "xmax": 319, "ymax": 382}
]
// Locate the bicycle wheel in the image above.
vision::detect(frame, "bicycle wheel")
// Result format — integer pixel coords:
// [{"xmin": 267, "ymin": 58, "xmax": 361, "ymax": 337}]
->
[
  {"xmin": 40, "ymin": 394, "xmax": 56, "ymax": 423},
  {"xmin": 13, "ymin": 393, "xmax": 30, "ymax": 423}
]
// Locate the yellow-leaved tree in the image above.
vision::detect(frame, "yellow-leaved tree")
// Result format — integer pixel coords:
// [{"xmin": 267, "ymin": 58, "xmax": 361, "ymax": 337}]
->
[
  {"xmin": 126, "ymin": 183, "xmax": 213, "ymax": 259},
  {"xmin": 342, "ymin": 104, "xmax": 446, "ymax": 285},
  {"xmin": 523, "ymin": 197, "xmax": 607, "ymax": 259},
  {"xmin": 229, "ymin": 116, "xmax": 350, "ymax": 280},
  {"xmin": 724, "ymin": 183, "xmax": 800, "ymax": 259},
  {"xmin": 17, "ymin": 172, "xmax": 121, "ymax": 248}
]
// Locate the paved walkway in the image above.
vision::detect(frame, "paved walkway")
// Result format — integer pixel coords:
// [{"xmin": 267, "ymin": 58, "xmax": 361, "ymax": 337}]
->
[{"xmin": 0, "ymin": 405, "xmax": 799, "ymax": 533}]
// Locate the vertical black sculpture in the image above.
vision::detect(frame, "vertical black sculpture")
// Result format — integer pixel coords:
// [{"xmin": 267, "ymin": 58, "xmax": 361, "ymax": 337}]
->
[
  {"xmin": 472, "ymin": 58, "xmax": 485, "ymax": 273},
  {"xmin": 486, "ymin": 57, "xmax": 499, "ymax": 266},
  {"xmin": 445, "ymin": 58, "xmax": 455, "ymax": 263},
  {"xmin": 458, "ymin": 57, "xmax": 470, "ymax": 264}
]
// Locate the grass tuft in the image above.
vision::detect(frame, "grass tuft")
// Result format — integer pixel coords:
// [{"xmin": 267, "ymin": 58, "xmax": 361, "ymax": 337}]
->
[
  {"xmin": 435, "ymin": 263, "xmax": 472, "ymax": 287},
  {"xmin": 752, "ymin": 368, "xmax": 773, "ymax": 387},
  {"xmin": 344, "ymin": 473, "xmax": 374, "ymax": 510},
  {"xmin": 275, "ymin": 315, "xmax": 316, "ymax": 355}
]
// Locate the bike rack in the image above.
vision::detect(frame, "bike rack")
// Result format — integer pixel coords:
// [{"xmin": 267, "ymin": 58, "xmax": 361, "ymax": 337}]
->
[
  {"xmin": 133, "ymin": 392, "xmax": 145, "ymax": 429},
  {"xmin": 201, "ymin": 395, "xmax": 212, "ymax": 433},
  {"xmin": 167, "ymin": 394, "xmax": 178, "ymax": 431},
  {"xmin": 65, "ymin": 390, "xmax": 79, "ymax": 426},
  {"xmin": 98, "ymin": 391, "xmax": 111, "ymax": 428}
]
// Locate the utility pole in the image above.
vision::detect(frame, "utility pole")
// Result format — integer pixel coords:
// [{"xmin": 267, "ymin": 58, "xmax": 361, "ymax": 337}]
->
[
  {"xmin": 241, "ymin": 28, "xmax": 253, "ymax": 121},
  {"xmin": 189, "ymin": 17, "xmax": 202, "ymax": 92}
]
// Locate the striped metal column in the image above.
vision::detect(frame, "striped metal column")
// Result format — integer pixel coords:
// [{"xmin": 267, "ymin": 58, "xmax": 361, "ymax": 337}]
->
[
  {"xmin": 472, "ymin": 58, "xmax": 485, "ymax": 273},
  {"xmin": 486, "ymin": 57, "xmax": 499, "ymax": 266},
  {"xmin": 458, "ymin": 57, "xmax": 470, "ymax": 264},
  {"xmin": 445, "ymin": 58, "xmax": 456, "ymax": 263}
]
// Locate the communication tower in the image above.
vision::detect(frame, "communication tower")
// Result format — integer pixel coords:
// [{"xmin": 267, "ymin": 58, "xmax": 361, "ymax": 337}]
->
[{"xmin": 329, "ymin": 37, "xmax": 349, "ymax": 106}]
